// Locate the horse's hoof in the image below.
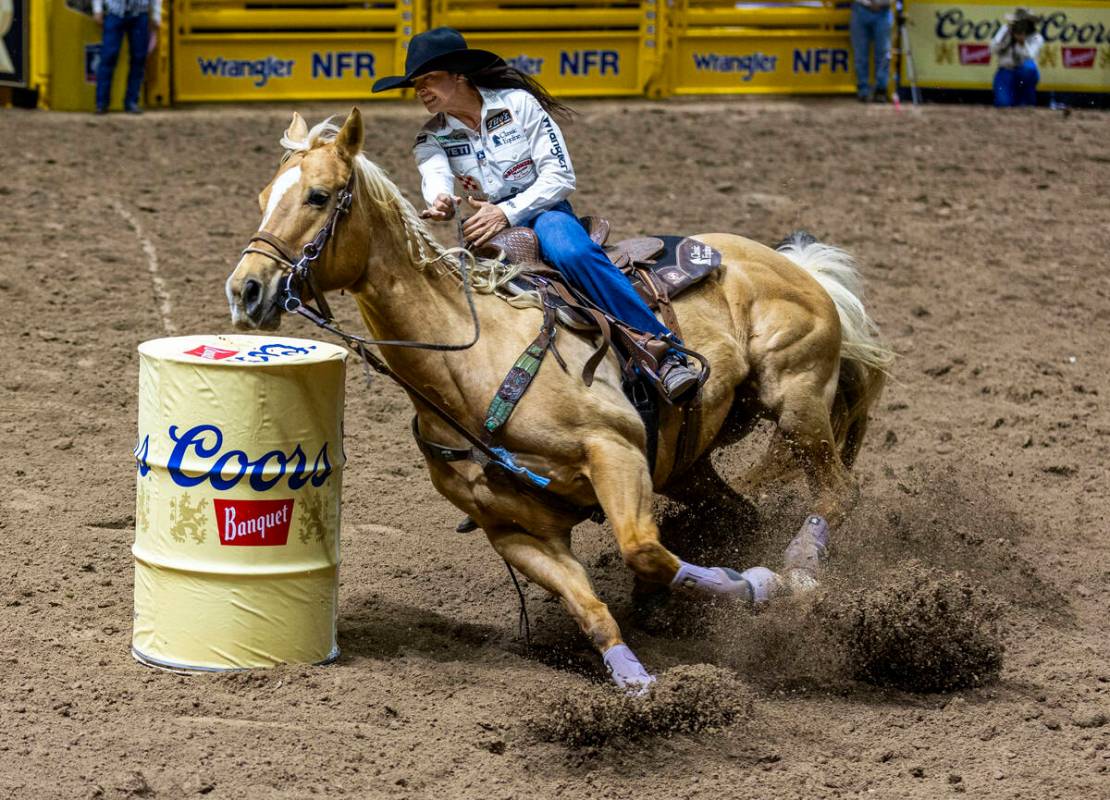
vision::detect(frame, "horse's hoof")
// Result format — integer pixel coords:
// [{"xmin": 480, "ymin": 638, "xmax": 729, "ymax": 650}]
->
[
  {"xmin": 737, "ymin": 566, "xmax": 783, "ymax": 605},
  {"xmin": 603, "ymin": 643, "xmax": 656, "ymax": 695}
]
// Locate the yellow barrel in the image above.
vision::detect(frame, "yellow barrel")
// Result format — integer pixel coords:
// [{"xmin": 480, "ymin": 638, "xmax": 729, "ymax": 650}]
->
[{"xmin": 132, "ymin": 334, "xmax": 347, "ymax": 671}]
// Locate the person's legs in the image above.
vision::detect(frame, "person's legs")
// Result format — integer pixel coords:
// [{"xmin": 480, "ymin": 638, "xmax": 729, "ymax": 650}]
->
[
  {"xmin": 993, "ymin": 67, "xmax": 1016, "ymax": 107},
  {"xmin": 1014, "ymin": 59, "xmax": 1039, "ymax": 106},
  {"xmin": 531, "ymin": 207, "xmax": 672, "ymax": 339},
  {"xmin": 850, "ymin": 5, "xmax": 872, "ymax": 99},
  {"xmin": 95, "ymin": 14, "xmax": 126, "ymax": 112},
  {"xmin": 873, "ymin": 8, "xmax": 894, "ymax": 97},
  {"xmin": 123, "ymin": 13, "xmax": 151, "ymax": 110}
]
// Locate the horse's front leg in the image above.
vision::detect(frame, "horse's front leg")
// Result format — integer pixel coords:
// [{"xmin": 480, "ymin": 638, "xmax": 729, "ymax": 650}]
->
[
  {"xmin": 588, "ymin": 438, "xmax": 781, "ymax": 604},
  {"xmin": 484, "ymin": 526, "xmax": 654, "ymax": 692}
]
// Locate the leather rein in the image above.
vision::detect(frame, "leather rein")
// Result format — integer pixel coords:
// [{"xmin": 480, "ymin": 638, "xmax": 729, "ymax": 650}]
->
[{"xmin": 238, "ymin": 168, "xmax": 579, "ymax": 506}]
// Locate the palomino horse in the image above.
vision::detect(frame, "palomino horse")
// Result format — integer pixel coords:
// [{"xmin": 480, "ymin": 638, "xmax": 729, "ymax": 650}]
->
[{"xmin": 227, "ymin": 109, "xmax": 893, "ymax": 691}]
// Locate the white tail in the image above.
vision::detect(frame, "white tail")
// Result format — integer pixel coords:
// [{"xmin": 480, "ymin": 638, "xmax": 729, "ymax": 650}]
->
[{"xmin": 776, "ymin": 232, "xmax": 895, "ymax": 374}]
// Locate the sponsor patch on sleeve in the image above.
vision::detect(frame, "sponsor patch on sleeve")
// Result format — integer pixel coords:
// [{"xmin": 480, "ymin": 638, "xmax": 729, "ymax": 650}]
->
[
  {"xmin": 415, "ymin": 133, "xmax": 428, "ymax": 145},
  {"xmin": 444, "ymin": 143, "xmax": 473, "ymax": 158},
  {"xmin": 485, "ymin": 109, "xmax": 513, "ymax": 131},
  {"xmin": 503, "ymin": 159, "xmax": 535, "ymax": 181}
]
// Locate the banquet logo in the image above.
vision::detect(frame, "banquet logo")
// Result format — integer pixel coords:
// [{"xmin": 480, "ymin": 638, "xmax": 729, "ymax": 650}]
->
[
  {"xmin": 958, "ymin": 44, "xmax": 992, "ymax": 65},
  {"xmin": 1062, "ymin": 47, "xmax": 1096, "ymax": 68},
  {"xmin": 214, "ymin": 498, "xmax": 294, "ymax": 546},
  {"xmin": 165, "ymin": 424, "xmax": 332, "ymax": 491}
]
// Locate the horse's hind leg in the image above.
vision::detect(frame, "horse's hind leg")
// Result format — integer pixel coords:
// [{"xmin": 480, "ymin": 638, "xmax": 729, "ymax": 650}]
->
[
  {"xmin": 588, "ymin": 439, "xmax": 777, "ymax": 605},
  {"xmin": 763, "ymin": 371, "xmax": 860, "ymax": 591},
  {"xmin": 484, "ymin": 525, "xmax": 654, "ymax": 691}
]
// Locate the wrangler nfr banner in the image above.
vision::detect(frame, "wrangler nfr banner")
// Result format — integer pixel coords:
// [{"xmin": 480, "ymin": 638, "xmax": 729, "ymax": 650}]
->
[{"xmin": 903, "ymin": 0, "xmax": 1110, "ymax": 92}]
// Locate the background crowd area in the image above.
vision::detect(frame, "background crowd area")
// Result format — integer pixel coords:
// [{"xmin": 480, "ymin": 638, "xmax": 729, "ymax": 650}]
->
[{"xmin": 2, "ymin": 1, "xmax": 1108, "ymax": 113}]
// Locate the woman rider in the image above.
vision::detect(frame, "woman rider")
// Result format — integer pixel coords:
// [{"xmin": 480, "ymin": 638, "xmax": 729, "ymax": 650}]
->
[{"xmin": 371, "ymin": 27, "xmax": 699, "ymax": 403}]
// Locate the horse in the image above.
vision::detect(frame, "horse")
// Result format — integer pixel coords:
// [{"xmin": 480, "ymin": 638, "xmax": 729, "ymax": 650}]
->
[{"xmin": 226, "ymin": 108, "xmax": 894, "ymax": 691}]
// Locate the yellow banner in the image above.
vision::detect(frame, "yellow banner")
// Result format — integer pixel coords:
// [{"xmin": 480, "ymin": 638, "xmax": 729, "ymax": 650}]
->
[
  {"xmin": 903, "ymin": 1, "xmax": 1110, "ymax": 92},
  {"xmin": 174, "ymin": 34, "xmax": 406, "ymax": 102},
  {"xmin": 459, "ymin": 32, "xmax": 650, "ymax": 96},
  {"xmin": 670, "ymin": 31, "xmax": 856, "ymax": 95}
]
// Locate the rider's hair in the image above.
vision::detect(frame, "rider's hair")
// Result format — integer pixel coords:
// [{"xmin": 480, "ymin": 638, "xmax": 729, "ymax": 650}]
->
[{"xmin": 462, "ymin": 63, "xmax": 576, "ymax": 121}]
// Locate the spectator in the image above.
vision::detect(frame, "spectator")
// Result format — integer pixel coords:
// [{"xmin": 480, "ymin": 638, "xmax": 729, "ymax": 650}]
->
[
  {"xmin": 850, "ymin": 0, "xmax": 894, "ymax": 103},
  {"xmin": 991, "ymin": 8, "xmax": 1044, "ymax": 107},
  {"xmin": 92, "ymin": 0, "xmax": 161, "ymax": 114}
]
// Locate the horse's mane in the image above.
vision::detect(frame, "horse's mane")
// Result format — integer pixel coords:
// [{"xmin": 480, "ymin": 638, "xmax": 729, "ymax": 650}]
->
[{"xmin": 279, "ymin": 118, "xmax": 521, "ymax": 295}]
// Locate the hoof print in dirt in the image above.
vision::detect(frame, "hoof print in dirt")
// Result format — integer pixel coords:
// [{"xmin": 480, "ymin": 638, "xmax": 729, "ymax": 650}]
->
[
  {"xmin": 824, "ymin": 563, "xmax": 1005, "ymax": 693},
  {"xmin": 528, "ymin": 664, "xmax": 752, "ymax": 747}
]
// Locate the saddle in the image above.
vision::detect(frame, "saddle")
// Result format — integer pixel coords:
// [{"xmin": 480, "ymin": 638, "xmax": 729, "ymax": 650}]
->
[
  {"xmin": 483, "ymin": 216, "xmax": 723, "ymax": 338},
  {"xmin": 475, "ymin": 217, "xmax": 721, "ymax": 479}
]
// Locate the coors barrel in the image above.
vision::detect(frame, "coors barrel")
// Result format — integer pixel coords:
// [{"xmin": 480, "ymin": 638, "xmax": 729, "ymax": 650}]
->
[{"xmin": 132, "ymin": 335, "xmax": 347, "ymax": 670}]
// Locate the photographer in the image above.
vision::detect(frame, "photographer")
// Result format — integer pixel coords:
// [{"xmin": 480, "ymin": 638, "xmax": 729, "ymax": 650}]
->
[{"xmin": 990, "ymin": 8, "xmax": 1044, "ymax": 107}]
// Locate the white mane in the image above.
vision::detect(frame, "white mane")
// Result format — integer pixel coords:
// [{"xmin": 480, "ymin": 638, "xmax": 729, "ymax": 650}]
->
[{"xmin": 280, "ymin": 118, "xmax": 521, "ymax": 295}]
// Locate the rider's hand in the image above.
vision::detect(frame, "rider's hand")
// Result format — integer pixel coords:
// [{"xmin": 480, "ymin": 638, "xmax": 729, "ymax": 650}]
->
[
  {"xmin": 420, "ymin": 193, "xmax": 460, "ymax": 221},
  {"xmin": 94, "ymin": 11, "xmax": 104, "ymax": 25},
  {"xmin": 461, "ymin": 197, "xmax": 509, "ymax": 247}
]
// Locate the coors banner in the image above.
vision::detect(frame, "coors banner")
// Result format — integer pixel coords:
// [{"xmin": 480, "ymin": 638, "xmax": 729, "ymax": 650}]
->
[
  {"xmin": 903, "ymin": 0, "xmax": 1110, "ymax": 92},
  {"xmin": 132, "ymin": 335, "xmax": 347, "ymax": 671}
]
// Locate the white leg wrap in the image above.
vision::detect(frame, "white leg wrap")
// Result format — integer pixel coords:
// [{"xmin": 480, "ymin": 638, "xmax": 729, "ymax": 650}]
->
[
  {"xmin": 671, "ymin": 561, "xmax": 754, "ymax": 600},
  {"xmin": 738, "ymin": 566, "xmax": 783, "ymax": 605},
  {"xmin": 602, "ymin": 644, "xmax": 656, "ymax": 694}
]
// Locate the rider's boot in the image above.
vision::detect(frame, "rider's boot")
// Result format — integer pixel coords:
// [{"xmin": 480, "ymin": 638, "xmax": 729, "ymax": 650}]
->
[{"xmin": 658, "ymin": 350, "xmax": 700, "ymax": 403}]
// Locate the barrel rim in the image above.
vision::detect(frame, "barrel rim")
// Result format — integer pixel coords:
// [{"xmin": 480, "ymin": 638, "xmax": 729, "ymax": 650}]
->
[{"xmin": 138, "ymin": 334, "xmax": 348, "ymax": 367}]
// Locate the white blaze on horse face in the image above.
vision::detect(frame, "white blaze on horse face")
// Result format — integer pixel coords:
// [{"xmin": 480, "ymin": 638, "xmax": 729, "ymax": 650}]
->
[{"xmin": 260, "ymin": 165, "xmax": 302, "ymax": 228}]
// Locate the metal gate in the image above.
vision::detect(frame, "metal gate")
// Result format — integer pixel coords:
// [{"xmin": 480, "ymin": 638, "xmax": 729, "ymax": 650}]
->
[{"xmin": 173, "ymin": 0, "xmax": 417, "ymax": 102}]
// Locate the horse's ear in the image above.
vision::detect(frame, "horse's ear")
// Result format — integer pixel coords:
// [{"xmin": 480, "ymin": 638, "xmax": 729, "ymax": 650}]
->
[
  {"xmin": 286, "ymin": 112, "xmax": 308, "ymax": 142},
  {"xmin": 336, "ymin": 108, "xmax": 364, "ymax": 159}
]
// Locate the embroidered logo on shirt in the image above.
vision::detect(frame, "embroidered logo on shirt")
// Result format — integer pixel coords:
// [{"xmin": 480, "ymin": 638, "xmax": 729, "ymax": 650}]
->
[
  {"xmin": 541, "ymin": 116, "xmax": 568, "ymax": 171},
  {"xmin": 502, "ymin": 159, "xmax": 535, "ymax": 181},
  {"xmin": 456, "ymin": 175, "xmax": 482, "ymax": 192},
  {"xmin": 445, "ymin": 143, "xmax": 472, "ymax": 158},
  {"xmin": 485, "ymin": 110, "xmax": 513, "ymax": 131},
  {"xmin": 491, "ymin": 129, "xmax": 524, "ymax": 149},
  {"xmin": 415, "ymin": 133, "xmax": 428, "ymax": 145}
]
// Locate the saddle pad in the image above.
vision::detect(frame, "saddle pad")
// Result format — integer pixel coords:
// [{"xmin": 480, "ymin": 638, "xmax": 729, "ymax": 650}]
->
[{"xmin": 625, "ymin": 235, "xmax": 723, "ymax": 308}]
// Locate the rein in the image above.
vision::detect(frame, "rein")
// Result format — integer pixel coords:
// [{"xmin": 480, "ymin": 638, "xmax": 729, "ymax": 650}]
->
[{"xmin": 239, "ymin": 175, "xmax": 578, "ymax": 502}]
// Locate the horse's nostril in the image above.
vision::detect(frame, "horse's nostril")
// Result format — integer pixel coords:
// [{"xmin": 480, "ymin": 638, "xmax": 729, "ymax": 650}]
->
[{"xmin": 242, "ymin": 278, "xmax": 263, "ymax": 315}]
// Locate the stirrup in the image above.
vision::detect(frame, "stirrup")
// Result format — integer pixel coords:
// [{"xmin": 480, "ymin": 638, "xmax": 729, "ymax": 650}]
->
[{"xmin": 658, "ymin": 354, "xmax": 700, "ymax": 404}]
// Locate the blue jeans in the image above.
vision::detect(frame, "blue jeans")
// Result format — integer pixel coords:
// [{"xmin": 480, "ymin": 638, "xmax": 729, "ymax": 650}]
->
[
  {"xmin": 850, "ymin": 4, "xmax": 893, "ymax": 97},
  {"xmin": 96, "ymin": 13, "xmax": 150, "ymax": 110},
  {"xmin": 993, "ymin": 61, "xmax": 1039, "ymax": 107},
  {"xmin": 526, "ymin": 201, "xmax": 672, "ymax": 339}
]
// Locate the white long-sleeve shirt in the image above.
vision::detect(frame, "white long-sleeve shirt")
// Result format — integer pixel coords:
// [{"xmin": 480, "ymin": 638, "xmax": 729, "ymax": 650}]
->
[
  {"xmin": 91, "ymin": 0, "xmax": 162, "ymax": 24},
  {"xmin": 412, "ymin": 86, "xmax": 576, "ymax": 227},
  {"xmin": 990, "ymin": 25, "xmax": 1044, "ymax": 69}
]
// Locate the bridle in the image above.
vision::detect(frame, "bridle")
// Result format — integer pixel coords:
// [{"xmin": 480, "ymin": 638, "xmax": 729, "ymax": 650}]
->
[
  {"xmin": 236, "ymin": 159, "xmax": 559, "ymax": 492},
  {"xmin": 239, "ymin": 164, "xmax": 482, "ymax": 355}
]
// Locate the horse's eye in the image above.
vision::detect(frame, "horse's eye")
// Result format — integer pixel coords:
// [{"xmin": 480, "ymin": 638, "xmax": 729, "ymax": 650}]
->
[{"xmin": 307, "ymin": 189, "xmax": 330, "ymax": 208}]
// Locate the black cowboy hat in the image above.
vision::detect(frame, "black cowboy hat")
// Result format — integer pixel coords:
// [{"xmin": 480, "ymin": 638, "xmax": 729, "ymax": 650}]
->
[
  {"xmin": 1004, "ymin": 7, "xmax": 1042, "ymax": 25},
  {"xmin": 371, "ymin": 27, "xmax": 504, "ymax": 93}
]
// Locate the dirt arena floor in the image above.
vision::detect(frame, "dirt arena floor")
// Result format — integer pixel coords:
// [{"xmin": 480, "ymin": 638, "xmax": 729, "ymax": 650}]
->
[{"xmin": 1, "ymin": 97, "xmax": 1108, "ymax": 799}]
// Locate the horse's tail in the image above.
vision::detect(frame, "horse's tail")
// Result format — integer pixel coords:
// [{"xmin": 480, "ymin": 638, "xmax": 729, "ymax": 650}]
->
[{"xmin": 775, "ymin": 231, "xmax": 895, "ymax": 468}]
